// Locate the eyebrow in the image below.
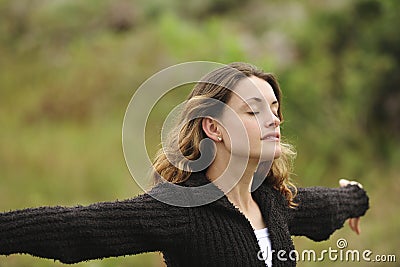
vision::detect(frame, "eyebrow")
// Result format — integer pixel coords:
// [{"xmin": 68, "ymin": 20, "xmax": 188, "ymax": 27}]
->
[
  {"xmin": 243, "ymin": 97, "xmax": 279, "ymax": 106},
  {"xmin": 245, "ymin": 97, "xmax": 263, "ymax": 103}
]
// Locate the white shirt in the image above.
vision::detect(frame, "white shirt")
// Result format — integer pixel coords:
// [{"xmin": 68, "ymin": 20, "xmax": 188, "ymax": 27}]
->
[{"xmin": 254, "ymin": 227, "xmax": 273, "ymax": 267}]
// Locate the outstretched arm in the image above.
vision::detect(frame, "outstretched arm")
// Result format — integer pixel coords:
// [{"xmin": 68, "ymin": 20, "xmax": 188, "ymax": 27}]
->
[
  {"xmin": 288, "ymin": 183, "xmax": 369, "ymax": 241},
  {"xmin": 0, "ymin": 192, "xmax": 188, "ymax": 263}
]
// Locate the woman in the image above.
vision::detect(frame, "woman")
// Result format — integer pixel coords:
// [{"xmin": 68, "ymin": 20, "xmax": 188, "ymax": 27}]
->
[{"xmin": 0, "ymin": 62, "xmax": 369, "ymax": 267}]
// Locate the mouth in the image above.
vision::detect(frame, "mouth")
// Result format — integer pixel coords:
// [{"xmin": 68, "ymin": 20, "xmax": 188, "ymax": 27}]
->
[{"xmin": 261, "ymin": 132, "xmax": 280, "ymax": 141}]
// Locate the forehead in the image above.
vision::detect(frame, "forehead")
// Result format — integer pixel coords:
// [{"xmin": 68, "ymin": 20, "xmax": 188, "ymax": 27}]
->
[{"xmin": 229, "ymin": 76, "xmax": 276, "ymax": 105}]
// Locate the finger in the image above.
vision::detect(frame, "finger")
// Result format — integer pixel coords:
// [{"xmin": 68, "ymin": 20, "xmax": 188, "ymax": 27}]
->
[
  {"xmin": 349, "ymin": 181, "xmax": 363, "ymax": 188},
  {"xmin": 339, "ymin": 179, "xmax": 363, "ymax": 189},
  {"xmin": 348, "ymin": 218, "xmax": 355, "ymax": 232},
  {"xmin": 349, "ymin": 218, "xmax": 361, "ymax": 235},
  {"xmin": 354, "ymin": 217, "xmax": 361, "ymax": 235},
  {"xmin": 339, "ymin": 179, "xmax": 350, "ymax": 187},
  {"xmin": 349, "ymin": 219, "xmax": 354, "ymax": 231}
]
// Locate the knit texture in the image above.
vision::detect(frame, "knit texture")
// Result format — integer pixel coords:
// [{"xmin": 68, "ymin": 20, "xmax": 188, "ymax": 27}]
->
[{"xmin": 0, "ymin": 172, "xmax": 369, "ymax": 266}]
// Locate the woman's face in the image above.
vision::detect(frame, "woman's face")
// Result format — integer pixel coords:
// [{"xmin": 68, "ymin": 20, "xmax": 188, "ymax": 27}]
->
[{"xmin": 218, "ymin": 75, "xmax": 281, "ymax": 162}]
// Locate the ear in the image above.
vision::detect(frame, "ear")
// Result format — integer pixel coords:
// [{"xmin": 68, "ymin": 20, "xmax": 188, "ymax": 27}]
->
[{"xmin": 202, "ymin": 117, "xmax": 222, "ymax": 142}]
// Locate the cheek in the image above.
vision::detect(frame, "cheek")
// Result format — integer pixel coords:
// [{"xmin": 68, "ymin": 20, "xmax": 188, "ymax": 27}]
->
[
  {"xmin": 226, "ymin": 119, "xmax": 260, "ymax": 141},
  {"xmin": 227, "ymin": 122, "xmax": 262, "ymax": 154},
  {"xmin": 242, "ymin": 119, "xmax": 262, "ymax": 139}
]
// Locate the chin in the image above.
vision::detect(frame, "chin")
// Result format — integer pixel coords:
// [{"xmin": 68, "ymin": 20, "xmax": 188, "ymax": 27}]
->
[{"xmin": 273, "ymin": 148, "xmax": 282, "ymax": 159}]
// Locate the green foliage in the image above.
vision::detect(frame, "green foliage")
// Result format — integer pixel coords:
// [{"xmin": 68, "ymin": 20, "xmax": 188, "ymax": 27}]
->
[{"xmin": 0, "ymin": 0, "xmax": 399, "ymax": 266}]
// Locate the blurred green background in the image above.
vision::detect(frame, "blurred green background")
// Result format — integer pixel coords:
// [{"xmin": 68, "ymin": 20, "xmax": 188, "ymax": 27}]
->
[{"xmin": 0, "ymin": 0, "xmax": 399, "ymax": 266}]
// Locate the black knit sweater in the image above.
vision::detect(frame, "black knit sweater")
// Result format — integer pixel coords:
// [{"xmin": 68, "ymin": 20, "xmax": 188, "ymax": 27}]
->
[{"xmin": 0, "ymin": 172, "xmax": 369, "ymax": 266}]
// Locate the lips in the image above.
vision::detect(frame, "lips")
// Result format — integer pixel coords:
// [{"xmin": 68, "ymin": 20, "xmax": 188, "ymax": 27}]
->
[{"xmin": 261, "ymin": 132, "xmax": 280, "ymax": 141}]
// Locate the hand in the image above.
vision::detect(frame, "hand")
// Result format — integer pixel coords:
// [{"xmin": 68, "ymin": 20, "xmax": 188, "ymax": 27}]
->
[{"xmin": 339, "ymin": 178, "xmax": 363, "ymax": 235}]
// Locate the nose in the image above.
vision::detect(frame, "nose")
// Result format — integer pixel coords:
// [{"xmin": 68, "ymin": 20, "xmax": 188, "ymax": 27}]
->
[{"xmin": 265, "ymin": 113, "xmax": 280, "ymax": 128}]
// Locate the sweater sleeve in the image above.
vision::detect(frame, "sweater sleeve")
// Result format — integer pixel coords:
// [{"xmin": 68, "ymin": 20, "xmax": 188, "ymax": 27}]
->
[
  {"xmin": 288, "ymin": 184, "xmax": 369, "ymax": 241},
  {"xmin": 0, "ymin": 192, "xmax": 188, "ymax": 264}
]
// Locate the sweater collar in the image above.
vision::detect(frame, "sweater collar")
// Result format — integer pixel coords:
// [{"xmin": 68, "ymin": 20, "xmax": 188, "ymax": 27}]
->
[
  {"xmin": 181, "ymin": 171, "xmax": 278, "ymax": 216},
  {"xmin": 180, "ymin": 171, "xmax": 294, "ymax": 261}
]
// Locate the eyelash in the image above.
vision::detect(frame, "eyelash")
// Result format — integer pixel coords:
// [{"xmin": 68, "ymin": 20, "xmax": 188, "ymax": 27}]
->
[{"xmin": 247, "ymin": 111, "xmax": 279, "ymax": 117}]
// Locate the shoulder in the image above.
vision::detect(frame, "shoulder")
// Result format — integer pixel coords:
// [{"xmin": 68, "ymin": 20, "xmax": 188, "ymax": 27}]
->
[
  {"xmin": 145, "ymin": 172, "xmax": 226, "ymax": 207},
  {"xmin": 253, "ymin": 181, "xmax": 291, "ymax": 214}
]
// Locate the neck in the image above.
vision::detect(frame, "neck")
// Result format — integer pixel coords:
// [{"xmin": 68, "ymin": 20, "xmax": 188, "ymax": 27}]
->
[{"xmin": 206, "ymin": 155, "xmax": 259, "ymax": 210}]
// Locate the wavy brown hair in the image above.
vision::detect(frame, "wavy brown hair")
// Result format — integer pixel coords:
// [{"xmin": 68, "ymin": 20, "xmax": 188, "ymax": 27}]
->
[{"xmin": 151, "ymin": 62, "xmax": 297, "ymax": 207}]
